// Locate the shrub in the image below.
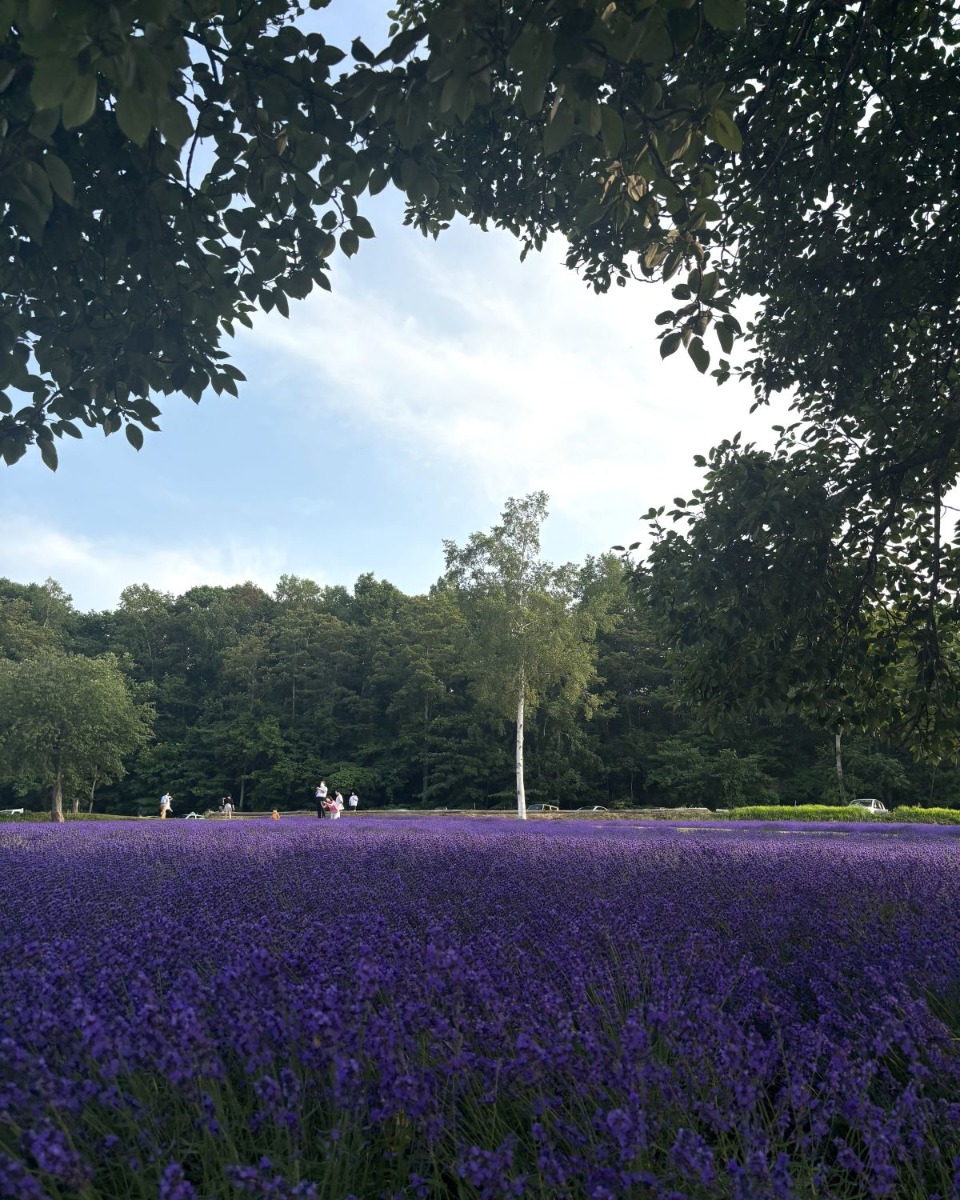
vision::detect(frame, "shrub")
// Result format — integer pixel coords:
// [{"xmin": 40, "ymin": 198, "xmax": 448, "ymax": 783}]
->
[
  {"xmin": 886, "ymin": 806, "xmax": 960, "ymax": 825},
  {"xmin": 724, "ymin": 804, "xmax": 960, "ymax": 825},
  {"xmin": 727, "ymin": 805, "xmax": 878, "ymax": 822}
]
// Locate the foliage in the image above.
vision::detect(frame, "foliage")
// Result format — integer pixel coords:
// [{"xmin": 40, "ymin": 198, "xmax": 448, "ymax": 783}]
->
[
  {"xmin": 0, "ymin": 0, "xmax": 748, "ymax": 466},
  {"xmin": 0, "ymin": 0, "xmax": 372, "ymax": 466},
  {"xmin": 443, "ymin": 493, "xmax": 617, "ymax": 816},
  {"xmin": 726, "ymin": 804, "xmax": 960, "ymax": 825},
  {"xmin": 726, "ymin": 805, "xmax": 881, "ymax": 822},
  {"xmin": 635, "ymin": 3, "xmax": 960, "ymax": 750},
  {"xmin": 0, "ymin": 648, "xmax": 154, "ymax": 820},
  {"xmin": 881, "ymin": 806, "xmax": 960, "ymax": 827},
  {"xmin": 5, "ymin": 553, "xmax": 960, "ymax": 816}
]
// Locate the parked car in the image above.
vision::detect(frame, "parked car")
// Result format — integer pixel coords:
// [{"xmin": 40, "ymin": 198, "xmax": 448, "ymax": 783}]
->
[
  {"xmin": 528, "ymin": 803, "xmax": 559, "ymax": 812},
  {"xmin": 848, "ymin": 798, "xmax": 887, "ymax": 813},
  {"xmin": 576, "ymin": 806, "xmax": 608, "ymax": 812}
]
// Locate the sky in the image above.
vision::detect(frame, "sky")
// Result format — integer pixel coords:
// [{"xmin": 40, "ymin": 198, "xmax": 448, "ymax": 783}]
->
[{"xmin": 0, "ymin": 0, "xmax": 790, "ymax": 614}]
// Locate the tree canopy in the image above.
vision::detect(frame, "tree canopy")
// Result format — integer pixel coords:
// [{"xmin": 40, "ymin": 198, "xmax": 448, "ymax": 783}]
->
[
  {"xmin": 0, "ymin": 647, "xmax": 154, "ymax": 820},
  {"xmin": 0, "ymin": 0, "xmax": 749, "ymax": 466}
]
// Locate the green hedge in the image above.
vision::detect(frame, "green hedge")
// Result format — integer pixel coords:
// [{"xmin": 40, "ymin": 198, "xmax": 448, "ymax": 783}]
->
[
  {"xmin": 884, "ymin": 806, "xmax": 960, "ymax": 825},
  {"xmin": 725, "ymin": 804, "xmax": 960, "ymax": 825},
  {"xmin": 726, "ymin": 805, "xmax": 877, "ymax": 822}
]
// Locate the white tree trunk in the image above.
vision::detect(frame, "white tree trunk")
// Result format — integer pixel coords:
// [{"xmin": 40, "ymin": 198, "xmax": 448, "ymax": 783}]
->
[
  {"xmin": 516, "ymin": 665, "xmax": 526, "ymax": 820},
  {"xmin": 51, "ymin": 767, "xmax": 65, "ymax": 824},
  {"xmin": 834, "ymin": 730, "xmax": 844, "ymax": 799}
]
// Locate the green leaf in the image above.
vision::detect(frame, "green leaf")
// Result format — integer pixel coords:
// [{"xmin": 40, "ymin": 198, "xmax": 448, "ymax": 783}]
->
[
  {"xmin": 125, "ymin": 424, "xmax": 144, "ymax": 451},
  {"xmin": 519, "ymin": 59, "xmax": 551, "ymax": 119},
  {"xmin": 351, "ymin": 38, "xmax": 375, "ymax": 65},
  {"xmin": 635, "ymin": 8, "xmax": 674, "ymax": 67},
  {"xmin": 43, "ymin": 153, "xmax": 74, "ymax": 205},
  {"xmin": 439, "ymin": 74, "xmax": 461, "ymax": 115},
  {"xmin": 600, "ymin": 105, "xmax": 625, "ymax": 157},
  {"xmin": 339, "ymin": 229, "xmax": 359, "ymax": 257},
  {"xmin": 717, "ymin": 322, "xmax": 735, "ymax": 354},
  {"xmin": 115, "ymin": 90, "xmax": 153, "ymax": 146},
  {"xmin": 30, "ymin": 55, "xmax": 77, "ymax": 109},
  {"xmin": 660, "ymin": 331, "xmax": 682, "ymax": 358},
  {"xmin": 351, "ymin": 215, "xmax": 375, "ymax": 239},
  {"xmin": 158, "ymin": 99, "xmax": 193, "ymax": 151},
  {"xmin": 28, "ymin": 0, "xmax": 54, "ymax": 29},
  {"xmin": 705, "ymin": 108, "xmax": 742, "ymax": 153},
  {"xmin": 703, "ymin": 0, "xmax": 746, "ymax": 32},
  {"xmin": 543, "ymin": 100, "xmax": 575, "ymax": 157},
  {"xmin": 61, "ymin": 74, "xmax": 97, "ymax": 131},
  {"xmin": 39, "ymin": 437, "xmax": 58, "ymax": 470},
  {"xmin": 383, "ymin": 25, "xmax": 427, "ymax": 64},
  {"xmin": 688, "ymin": 337, "xmax": 710, "ymax": 374}
]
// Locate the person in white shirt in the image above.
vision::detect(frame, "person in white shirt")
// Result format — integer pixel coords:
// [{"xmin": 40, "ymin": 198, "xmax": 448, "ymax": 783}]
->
[
  {"xmin": 348, "ymin": 790, "xmax": 359, "ymax": 812},
  {"xmin": 315, "ymin": 781, "xmax": 328, "ymax": 819},
  {"xmin": 160, "ymin": 792, "xmax": 173, "ymax": 819},
  {"xmin": 334, "ymin": 790, "xmax": 344, "ymax": 815},
  {"xmin": 223, "ymin": 798, "xmax": 234, "ymax": 819}
]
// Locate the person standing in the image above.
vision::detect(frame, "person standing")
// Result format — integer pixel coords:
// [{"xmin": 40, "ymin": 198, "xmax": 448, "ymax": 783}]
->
[
  {"xmin": 334, "ymin": 789, "xmax": 344, "ymax": 815},
  {"xmin": 223, "ymin": 797, "xmax": 234, "ymax": 819},
  {"xmin": 315, "ymin": 780, "xmax": 328, "ymax": 819},
  {"xmin": 160, "ymin": 792, "xmax": 173, "ymax": 819},
  {"xmin": 348, "ymin": 789, "xmax": 359, "ymax": 813}
]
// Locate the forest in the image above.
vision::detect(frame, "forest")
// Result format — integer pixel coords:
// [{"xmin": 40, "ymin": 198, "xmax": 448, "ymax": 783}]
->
[{"xmin": 2, "ymin": 543, "xmax": 958, "ymax": 817}]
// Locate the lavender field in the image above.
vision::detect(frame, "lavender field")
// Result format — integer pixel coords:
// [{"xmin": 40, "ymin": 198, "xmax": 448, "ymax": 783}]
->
[{"xmin": 1, "ymin": 818, "xmax": 959, "ymax": 1199}]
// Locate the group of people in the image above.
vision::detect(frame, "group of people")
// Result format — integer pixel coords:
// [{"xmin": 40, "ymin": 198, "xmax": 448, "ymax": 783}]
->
[
  {"xmin": 157, "ymin": 785, "xmax": 360, "ymax": 819},
  {"xmin": 315, "ymin": 780, "xmax": 359, "ymax": 819}
]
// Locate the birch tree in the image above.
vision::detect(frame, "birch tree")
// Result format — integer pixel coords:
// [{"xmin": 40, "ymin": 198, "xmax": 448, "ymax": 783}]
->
[{"xmin": 443, "ymin": 493, "xmax": 612, "ymax": 818}]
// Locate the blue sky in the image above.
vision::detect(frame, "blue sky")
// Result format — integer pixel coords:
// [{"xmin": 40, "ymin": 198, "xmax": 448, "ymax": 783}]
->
[{"xmin": 0, "ymin": 0, "xmax": 787, "ymax": 613}]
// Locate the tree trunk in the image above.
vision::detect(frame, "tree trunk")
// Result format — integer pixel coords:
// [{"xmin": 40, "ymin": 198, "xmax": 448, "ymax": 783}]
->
[
  {"xmin": 834, "ymin": 730, "xmax": 845, "ymax": 800},
  {"xmin": 239, "ymin": 777, "xmax": 246, "ymax": 812},
  {"xmin": 51, "ymin": 768, "xmax": 65, "ymax": 824},
  {"xmin": 516, "ymin": 665, "xmax": 527, "ymax": 820},
  {"xmin": 87, "ymin": 775, "xmax": 97, "ymax": 814}
]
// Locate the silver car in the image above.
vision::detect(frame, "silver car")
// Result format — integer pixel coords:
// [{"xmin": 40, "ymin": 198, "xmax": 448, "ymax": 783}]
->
[{"xmin": 848, "ymin": 798, "xmax": 886, "ymax": 813}]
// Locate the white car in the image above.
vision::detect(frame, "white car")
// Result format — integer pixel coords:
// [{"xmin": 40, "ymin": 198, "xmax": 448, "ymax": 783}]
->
[{"xmin": 848, "ymin": 798, "xmax": 886, "ymax": 813}]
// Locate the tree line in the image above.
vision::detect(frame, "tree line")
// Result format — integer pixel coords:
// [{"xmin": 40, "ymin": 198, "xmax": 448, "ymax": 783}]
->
[{"xmin": 2, "ymin": 497, "xmax": 958, "ymax": 819}]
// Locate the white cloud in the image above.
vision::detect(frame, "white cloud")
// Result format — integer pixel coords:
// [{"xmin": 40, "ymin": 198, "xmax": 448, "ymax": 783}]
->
[
  {"xmin": 2, "ymin": 517, "xmax": 290, "ymax": 612},
  {"xmin": 250, "ymin": 224, "xmax": 789, "ymax": 553}
]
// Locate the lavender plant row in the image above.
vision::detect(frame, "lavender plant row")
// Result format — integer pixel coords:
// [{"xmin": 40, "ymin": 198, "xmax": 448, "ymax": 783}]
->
[{"xmin": 1, "ymin": 818, "xmax": 959, "ymax": 1199}]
